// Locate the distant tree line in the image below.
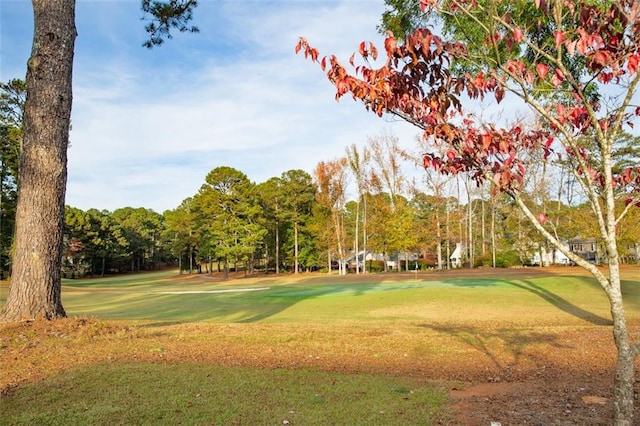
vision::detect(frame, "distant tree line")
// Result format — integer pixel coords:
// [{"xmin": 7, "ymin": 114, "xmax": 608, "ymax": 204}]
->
[
  {"xmin": 2, "ymin": 79, "xmax": 639, "ymax": 280},
  {"xmin": 54, "ymin": 134, "xmax": 640, "ymax": 278}
]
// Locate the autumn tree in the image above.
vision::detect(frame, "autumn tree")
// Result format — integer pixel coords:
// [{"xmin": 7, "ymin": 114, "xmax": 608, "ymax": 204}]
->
[
  {"xmin": 617, "ymin": 198, "xmax": 640, "ymax": 264},
  {"xmin": 313, "ymin": 159, "xmax": 348, "ymax": 275},
  {"xmin": 406, "ymin": 137, "xmax": 457, "ymax": 269},
  {"xmin": 297, "ymin": 0, "xmax": 640, "ymax": 423},
  {"xmin": 410, "ymin": 191, "xmax": 444, "ymax": 267},
  {"xmin": 0, "ymin": 0, "xmax": 199, "ymax": 321},
  {"xmin": 365, "ymin": 130, "xmax": 417, "ymax": 270},
  {"xmin": 345, "ymin": 143, "xmax": 370, "ymax": 273}
]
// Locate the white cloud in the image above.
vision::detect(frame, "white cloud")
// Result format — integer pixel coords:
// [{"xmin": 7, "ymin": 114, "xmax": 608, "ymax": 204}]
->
[{"xmin": 4, "ymin": 1, "xmax": 424, "ymax": 212}]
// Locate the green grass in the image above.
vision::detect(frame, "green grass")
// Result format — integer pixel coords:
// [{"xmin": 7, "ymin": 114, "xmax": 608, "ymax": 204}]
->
[
  {"xmin": 0, "ymin": 363, "xmax": 449, "ymax": 426},
  {"xmin": 2, "ymin": 269, "xmax": 640, "ymax": 324}
]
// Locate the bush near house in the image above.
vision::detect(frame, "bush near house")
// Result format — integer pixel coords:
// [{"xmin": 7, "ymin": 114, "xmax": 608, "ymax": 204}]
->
[{"xmin": 474, "ymin": 251, "xmax": 522, "ymax": 268}]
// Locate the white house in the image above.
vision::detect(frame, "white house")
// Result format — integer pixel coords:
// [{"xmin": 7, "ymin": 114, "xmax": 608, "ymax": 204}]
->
[
  {"xmin": 450, "ymin": 243, "xmax": 463, "ymax": 268},
  {"xmin": 531, "ymin": 244, "xmax": 571, "ymax": 266}
]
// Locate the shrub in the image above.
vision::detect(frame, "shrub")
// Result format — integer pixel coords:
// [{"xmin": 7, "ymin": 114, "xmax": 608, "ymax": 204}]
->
[
  {"xmin": 474, "ymin": 251, "xmax": 523, "ymax": 268},
  {"xmin": 365, "ymin": 260, "xmax": 385, "ymax": 273}
]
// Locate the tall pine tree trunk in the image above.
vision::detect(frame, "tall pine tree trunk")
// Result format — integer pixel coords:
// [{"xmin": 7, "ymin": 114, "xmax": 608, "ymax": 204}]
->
[{"xmin": 1, "ymin": 0, "xmax": 76, "ymax": 321}]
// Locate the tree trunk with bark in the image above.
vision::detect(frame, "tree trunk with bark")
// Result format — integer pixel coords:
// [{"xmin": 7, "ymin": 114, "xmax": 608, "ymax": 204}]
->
[
  {"xmin": 607, "ymin": 277, "xmax": 637, "ymax": 426},
  {"xmin": 1, "ymin": 0, "xmax": 76, "ymax": 321}
]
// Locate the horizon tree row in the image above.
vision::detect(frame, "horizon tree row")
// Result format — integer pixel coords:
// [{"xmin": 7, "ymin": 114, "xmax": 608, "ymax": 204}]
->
[{"xmin": 45, "ymin": 136, "xmax": 640, "ymax": 279}]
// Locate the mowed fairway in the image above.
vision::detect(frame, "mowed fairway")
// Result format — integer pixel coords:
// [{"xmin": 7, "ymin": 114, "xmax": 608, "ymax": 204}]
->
[
  {"xmin": 43, "ymin": 267, "xmax": 640, "ymax": 325},
  {"xmin": 1, "ymin": 266, "xmax": 640, "ymax": 425}
]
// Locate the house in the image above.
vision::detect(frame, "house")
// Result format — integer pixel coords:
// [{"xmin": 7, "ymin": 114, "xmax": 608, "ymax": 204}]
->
[
  {"xmin": 450, "ymin": 243, "xmax": 463, "ymax": 268},
  {"xmin": 347, "ymin": 250, "xmax": 383, "ymax": 271},
  {"xmin": 568, "ymin": 237, "xmax": 599, "ymax": 264},
  {"xmin": 533, "ymin": 237, "xmax": 602, "ymax": 265},
  {"xmin": 620, "ymin": 241, "xmax": 640, "ymax": 264},
  {"xmin": 531, "ymin": 244, "xmax": 571, "ymax": 266}
]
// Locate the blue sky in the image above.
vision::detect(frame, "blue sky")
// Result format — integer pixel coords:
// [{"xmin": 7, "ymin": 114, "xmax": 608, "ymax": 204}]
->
[{"xmin": 1, "ymin": 0, "xmax": 425, "ymax": 212}]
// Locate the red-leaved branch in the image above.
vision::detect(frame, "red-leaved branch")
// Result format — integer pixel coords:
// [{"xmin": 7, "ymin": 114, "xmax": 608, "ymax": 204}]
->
[{"xmin": 296, "ymin": 0, "xmax": 640, "ymax": 201}]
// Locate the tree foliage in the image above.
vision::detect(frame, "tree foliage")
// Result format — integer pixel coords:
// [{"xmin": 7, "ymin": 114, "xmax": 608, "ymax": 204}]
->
[
  {"xmin": 192, "ymin": 166, "xmax": 266, "ymax": 279},
  {"xmin": 297, "ymin": 0, "xmax": 640, "ymax": 423},
  {"xmin": 141, "ymin": 0, "xmax": 199, "ymax": 48},
  {"xmin": 0, "ymin": 79, "xmax": 25, "ymax": 280},
  {"xmin": 313, "ymin": 158, "xmax": 348, "ymax": 274}
]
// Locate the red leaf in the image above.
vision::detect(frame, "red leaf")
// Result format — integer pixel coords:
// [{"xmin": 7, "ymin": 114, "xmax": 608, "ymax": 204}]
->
[
  {"xmin": 576, "ymin": 36, "xmax": 588, "ymax": 55},
  {"xmin": 525, "ymin": 70, "xmax": 535, "ymax": 85},
  {"xmin": 536, "ymin": 63, "xmax": 549, "ymax": 80},
  {"xmin": 628, "ymin": 54, "xmax": 639, "ymax": 75},
  {"xmin": 493, "ymin": 172, "xmax": 502, "ymax": 187},
  {"xmin": 370, "ymin": 43, "xmax": 378, "ymax": 61},
  {"xmin": 481, "ymin": 133, "xmax": 492, "ymax": 149},
  {"xmin": 474, "ymin": 72, "xmax": 484, "ymax": 87},
  {"xmin": 320, "ymin": 56, "xmax": 327, "ymax": 71},
  {"xmin": 310, "ymin": 48, "xmax": 319, "ymax": 62},
  {"xmin": 545, "ymin": 137, "xmax": 554, "ymax": 148},
  {"xmin": 553, "ymin": 31, "xmax": 566, "ymax": 48},
  {"xmin": 551, "ymin": 68, "xmax": 564, "ymax": 86},
  {"xmin": 495, "ymin": 86, "xmax": 505, "ymax": 103},
  {"xmin": 384, "ymin": 36, "xmax": 397, "ymax": 56},
  {"xmin": 513, "ymin": 27, "xmax": 524, "ymax": 42},
  {"xmin": 592, "ymin": 50, "xmax": 608, "ymax": 67},
  {"xmin": 537, "ymin": 213, "xmax": 547, "ymax": 224},
  {"xmin": 359, "ymin": 41, "xmax": 366, "ymax": 56}
]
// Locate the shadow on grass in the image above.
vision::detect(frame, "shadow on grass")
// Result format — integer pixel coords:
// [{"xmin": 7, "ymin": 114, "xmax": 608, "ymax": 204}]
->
[
  {"xmin": 507, "ymin": 279, "xmax": 613, "ymax": 326},
  {"xmin": 235, "ymin": 283, "xmax": 382, "ymax": 323},
  {"xmin": 419, "ymin": 323, "xmax": 569, "ymax": 371},
  {"xmin": 56, "ymin": 268, "xmax": 635, "ymax": 325},
  {"xmin": 63, "ymin": 282, "xmax": 383, "ymax": 324}
]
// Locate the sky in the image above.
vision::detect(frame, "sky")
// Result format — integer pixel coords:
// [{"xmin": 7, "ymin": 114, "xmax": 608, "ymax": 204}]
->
[{"xmin": 0, "ymin": 0, "xmax": 427, "ymax": 213}]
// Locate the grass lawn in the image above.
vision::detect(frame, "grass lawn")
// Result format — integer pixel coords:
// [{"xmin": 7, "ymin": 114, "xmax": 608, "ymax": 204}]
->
[
  {"xmin": 20, "ymin": 267, "xmax": 639, "ymax": 325},
  {"xmin": 1, "ymin": 363, "xmax": 447, "ymax": 425},
  {"xmin": 1, "ymin": 266, "xmax": 639, "ymax": 425}
]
